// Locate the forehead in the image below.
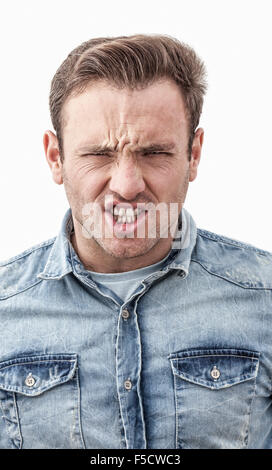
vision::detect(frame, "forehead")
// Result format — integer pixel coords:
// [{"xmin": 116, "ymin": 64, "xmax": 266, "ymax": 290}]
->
[{"xmin": 62, "ymin": 79, "xmax": 188, "ymax": 147}]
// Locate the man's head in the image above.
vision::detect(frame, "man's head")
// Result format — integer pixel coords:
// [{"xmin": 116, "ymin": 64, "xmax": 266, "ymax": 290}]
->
[
  {"xmin": 44, "ymin": 34, "xmax": 207, "ymax": 272},
  {"xmin": 49, "ymin": 34, "xmax": 207, "ymax": 162}
]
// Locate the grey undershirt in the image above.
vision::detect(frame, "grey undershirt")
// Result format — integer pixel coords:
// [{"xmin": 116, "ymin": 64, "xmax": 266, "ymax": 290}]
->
[{"xmin": 87, "ymin": 250, "xmax": 171, "ymax": 302}]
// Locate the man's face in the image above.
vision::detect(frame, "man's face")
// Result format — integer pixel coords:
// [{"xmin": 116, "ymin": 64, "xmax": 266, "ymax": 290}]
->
[{"xmin": 48, "ymin": 79, "xmax": 203, "ymax": 265}]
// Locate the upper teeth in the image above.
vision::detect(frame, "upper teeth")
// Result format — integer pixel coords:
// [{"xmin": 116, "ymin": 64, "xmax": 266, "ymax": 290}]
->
[
  {"xmin": 111, "ymin": 206, "xmax": 144, "ymax": 223},
  {"xmin": 113, "ymin": 207, "xmax": 139, "ymax": 216}
]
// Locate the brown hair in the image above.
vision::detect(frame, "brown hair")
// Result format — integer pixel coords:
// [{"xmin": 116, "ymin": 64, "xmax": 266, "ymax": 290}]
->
[{"xmin": 49, "ymin": 34, "xmax": 207, "ymax": 161}]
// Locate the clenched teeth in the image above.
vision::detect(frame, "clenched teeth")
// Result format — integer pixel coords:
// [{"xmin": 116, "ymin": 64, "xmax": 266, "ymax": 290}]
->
[{"xmin": 112, "ymin": 206, "xmax": 145, "ymax": 223}]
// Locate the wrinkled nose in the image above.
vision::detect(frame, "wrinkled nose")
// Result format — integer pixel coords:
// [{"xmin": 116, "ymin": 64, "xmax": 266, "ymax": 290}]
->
[{"xmin": 109, "ymin": 157, "xmax": 145, "ymax": 200}]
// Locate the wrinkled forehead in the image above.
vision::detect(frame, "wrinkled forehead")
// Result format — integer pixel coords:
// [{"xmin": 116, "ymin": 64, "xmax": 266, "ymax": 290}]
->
[{"xmin": 61, "ymin": 79, "xmax": 189, "ymax": 150}]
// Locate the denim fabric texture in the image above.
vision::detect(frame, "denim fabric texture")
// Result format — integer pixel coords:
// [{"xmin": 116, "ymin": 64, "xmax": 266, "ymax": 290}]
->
[{"xmin": 0, "ymin": 207, "xmax": 272, "ymax": 449}]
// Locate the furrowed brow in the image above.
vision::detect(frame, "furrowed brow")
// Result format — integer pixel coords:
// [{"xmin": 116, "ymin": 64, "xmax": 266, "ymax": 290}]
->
[
  {"xmin": 137, "ymin": 143, "xmax": 176, "ymax": 153},
  {"xmin": 76, "ymin": 142, "xmax": 176, "ymax": 154},
  {"xmin": 77, "ymin": 144, "xmax": 116, "ymax": 154}
]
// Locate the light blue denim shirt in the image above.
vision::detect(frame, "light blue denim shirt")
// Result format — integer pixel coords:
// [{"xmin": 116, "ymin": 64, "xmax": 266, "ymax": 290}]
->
[{"xmin": 0, "ymin": 207, "xmax": 272, "ymax": 449}]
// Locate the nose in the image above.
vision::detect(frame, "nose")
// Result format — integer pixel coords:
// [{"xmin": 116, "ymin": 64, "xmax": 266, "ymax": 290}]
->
[{"xmin": 109, "ymin": 156, "xmax": 145, "ymax": 200}]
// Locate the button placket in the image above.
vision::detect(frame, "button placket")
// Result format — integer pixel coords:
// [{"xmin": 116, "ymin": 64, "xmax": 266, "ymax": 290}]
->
[{"xmin": 116, "ymin": 303, "xmax": 146, "ymax": 448}]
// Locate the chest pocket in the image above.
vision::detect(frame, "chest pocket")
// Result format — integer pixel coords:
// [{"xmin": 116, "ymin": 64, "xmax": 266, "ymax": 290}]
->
[
  {"xmin": 0, "ymin": 354, "xmax": 85, "ymax": 449},
  {"xmin": 168, "ymin": 348, "xmax": 260, "ymax": 449}
]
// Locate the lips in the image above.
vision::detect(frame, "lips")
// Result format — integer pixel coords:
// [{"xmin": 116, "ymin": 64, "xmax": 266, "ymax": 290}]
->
[
  {"xmin": 103, "ymin": 203, "xmax": 149, "ymax": 237},
  {"xmin": 104, "ymin": 199, "xmax": 149, "ymax": 224}
]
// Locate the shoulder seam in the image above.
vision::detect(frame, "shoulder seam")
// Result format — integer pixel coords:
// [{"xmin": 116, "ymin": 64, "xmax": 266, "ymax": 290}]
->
[
  {"xmin": 191, "ymin": 258, "xmax": 272, "ymax": 291},
  {"xmin": 0, "ymin": 279, "xmax": 44, "ymax": 301},
  {"xmin": 197, "ymin": 229, "xmax": 272, "ymax": 256},
  {"xmin": 0, "ymin": 237, "xmax": 56, "ymax": 267}
]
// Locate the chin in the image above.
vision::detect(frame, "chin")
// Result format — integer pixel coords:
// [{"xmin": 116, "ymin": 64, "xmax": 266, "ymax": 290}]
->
[{"xmin": 96, "ymin": 237, "xmax": 158, "ymax": 259}]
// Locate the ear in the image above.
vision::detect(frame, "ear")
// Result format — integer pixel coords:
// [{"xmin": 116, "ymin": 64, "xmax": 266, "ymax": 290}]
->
[
  {"xmin": 189, "ymin": 127, "xmax": 204, "ymax": 182},
  {"xmin": 43, "ymin": 130, "xmax": 63, "ymax": 185}
]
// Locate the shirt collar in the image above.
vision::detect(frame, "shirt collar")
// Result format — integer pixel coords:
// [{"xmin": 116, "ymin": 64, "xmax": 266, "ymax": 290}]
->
[
  {"xmin": 38, "ymin": 206, "xmax": 197, "ymax": 280},
  {"xmin": 37, "ymin": 208, "xmax": 74, "ymax": 280},
  {"xmin": 160, "ymin": 206, "xmax": 197, "ymax": 278}
]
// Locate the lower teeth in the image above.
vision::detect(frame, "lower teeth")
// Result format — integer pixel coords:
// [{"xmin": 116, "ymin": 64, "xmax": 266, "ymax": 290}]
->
[
  {"xmin": 112, "ymin": 210, "xmax": 145, "ymax": 223},
  {"xmin": 115, "ymin": 217, "xmax": 136, "ymax": 224}
]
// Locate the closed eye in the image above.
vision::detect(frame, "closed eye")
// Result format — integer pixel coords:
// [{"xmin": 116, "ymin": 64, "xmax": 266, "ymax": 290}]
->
[
  {"xmin": 144, "ymin": 152, "xmax": 172, "ymax": 157},
  {"xmin": 82, "ymin": 153, "xmax": 112, "ymax": 157},
  {"xmin": 81, "ymin": 151, "xmax": 173, "ymax": 158}
]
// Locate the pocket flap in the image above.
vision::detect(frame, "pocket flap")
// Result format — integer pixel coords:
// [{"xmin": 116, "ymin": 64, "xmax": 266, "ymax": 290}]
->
[
  {"xmin": 168, "ymin": 348, "xmax": 260, "ymax": 390},
  {"xmin": 0, "ymin": 354, "xmax": 77, "ymax": 396}
]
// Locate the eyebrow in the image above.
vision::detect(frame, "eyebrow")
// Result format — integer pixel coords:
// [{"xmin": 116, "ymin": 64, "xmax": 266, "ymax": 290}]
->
[{"xmin": 77, "ymin": 142, "xmax": 176, "ymax": 154}]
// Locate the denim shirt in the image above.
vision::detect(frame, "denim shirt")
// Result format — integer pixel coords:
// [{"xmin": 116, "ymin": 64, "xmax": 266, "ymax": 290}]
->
[{"xmin": 0, "ymin": 207, "xmax": 272, "ymax": 449}]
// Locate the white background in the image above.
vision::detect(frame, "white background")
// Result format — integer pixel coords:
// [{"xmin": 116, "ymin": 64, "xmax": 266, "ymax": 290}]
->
[{"xmin": 0, "ymin": 0, "xmax": 271, "ymax": 259}]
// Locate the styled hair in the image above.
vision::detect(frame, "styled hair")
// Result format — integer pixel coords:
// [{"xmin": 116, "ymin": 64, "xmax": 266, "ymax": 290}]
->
[{"xmin": 49, "ymin": 34, "xmax": 207, "ymax": 160}]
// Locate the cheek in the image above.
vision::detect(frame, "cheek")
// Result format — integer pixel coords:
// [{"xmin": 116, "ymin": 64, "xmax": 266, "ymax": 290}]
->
[
  {"xmin": 78, "ymin": 171, "xmax": 112, "ymax": 206},
  {"xmin": 152, "ymin": 169, "xmax": 188, "ymax": 202},
  {"xmin": 66, "ymin": 159, "xmax": 110, "ymax": 189},
  {"xmin": 144, "ymin": 163, "xmax": 183, "ymax": 189}
]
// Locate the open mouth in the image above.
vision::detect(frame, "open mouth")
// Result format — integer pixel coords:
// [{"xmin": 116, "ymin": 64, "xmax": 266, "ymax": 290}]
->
[
  {"xmin": 104, "ymin": 203, "xmax": 149, "ymax": 235},
  {"xmin": 111, "ymin": 205, "xmax": 147, "ymax": 224}
]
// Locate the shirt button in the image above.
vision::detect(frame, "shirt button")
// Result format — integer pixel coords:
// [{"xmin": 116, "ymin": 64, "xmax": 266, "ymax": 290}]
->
[
  {"xmin": 121, "ymin": 309, "xmax": 130, "ymax": 320},
  {"xmin": 124, "ymin": 379, "xmax": 132, "ymax": 390},
  {"xmin": 210, "ymin": 365, "xmax": 221, "ymax": 380},
  {"xmin": 25, "ymin": 373, "xmax": 36, "ymax": 387}
]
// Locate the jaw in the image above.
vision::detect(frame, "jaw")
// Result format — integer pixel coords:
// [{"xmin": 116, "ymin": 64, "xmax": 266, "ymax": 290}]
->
[{"xmin": 93, "ymin": 232, "xmax": 160, "ymax": 260}]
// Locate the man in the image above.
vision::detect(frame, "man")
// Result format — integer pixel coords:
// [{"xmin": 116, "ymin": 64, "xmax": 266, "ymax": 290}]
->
[{"xmin": 0, "ymin": 34, "xmax": 271, "ymax": 450}]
